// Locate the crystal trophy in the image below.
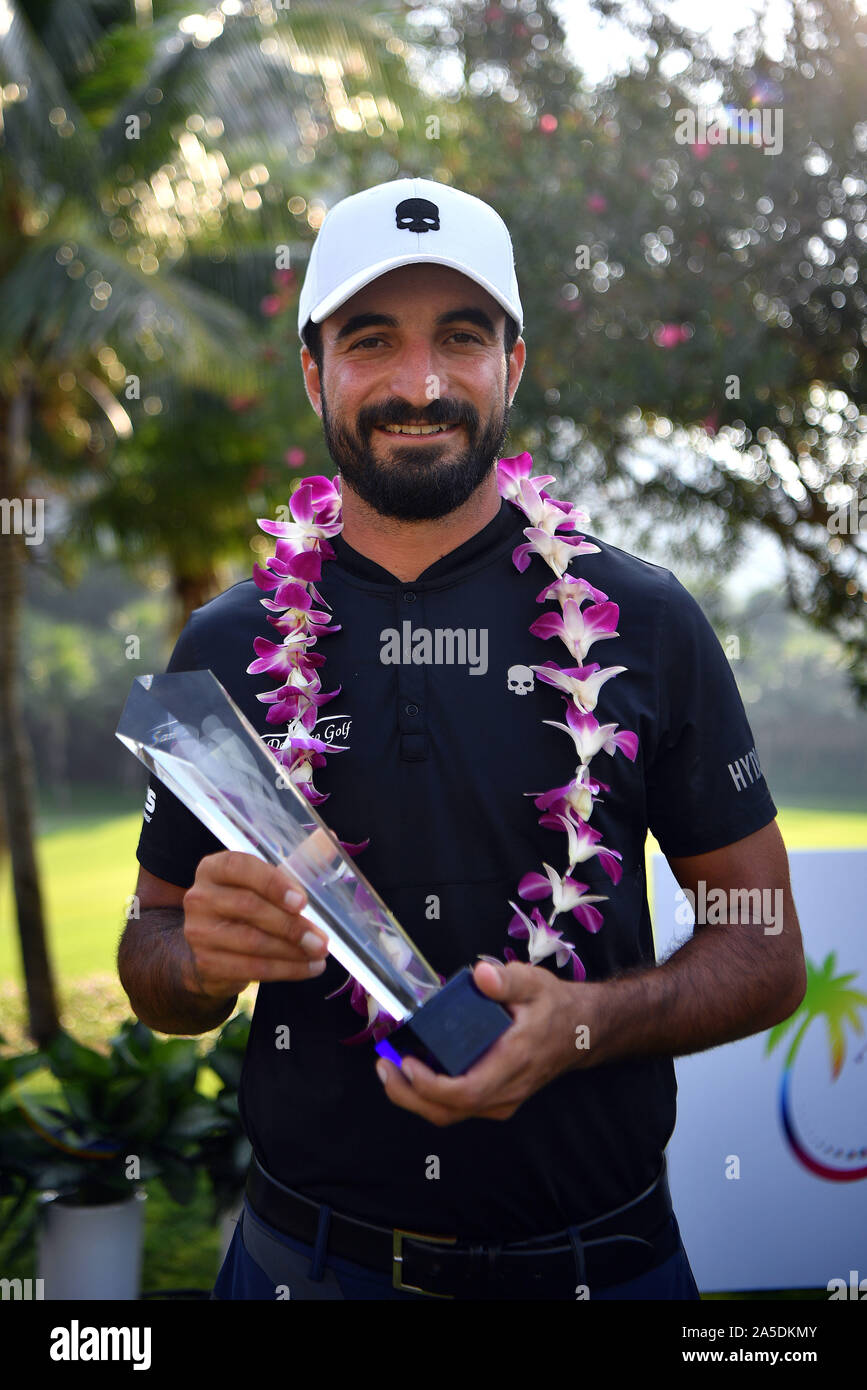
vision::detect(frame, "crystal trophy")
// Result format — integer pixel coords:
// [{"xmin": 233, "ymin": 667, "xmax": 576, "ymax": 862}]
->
[{"xmin": 116, "ymin": 670, "xmax": 511, "ymax": 1075}]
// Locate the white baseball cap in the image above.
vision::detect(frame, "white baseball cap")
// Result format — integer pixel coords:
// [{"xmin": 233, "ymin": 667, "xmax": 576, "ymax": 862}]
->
[{"xmin": 297, "ymin": 176, "xmax": 524, "ymax": 343}]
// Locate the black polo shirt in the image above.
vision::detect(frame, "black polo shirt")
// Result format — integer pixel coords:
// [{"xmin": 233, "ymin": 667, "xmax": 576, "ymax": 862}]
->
[{"xmin": 134, "ymin": 494, "xmax": 777, "ymax": 1239}]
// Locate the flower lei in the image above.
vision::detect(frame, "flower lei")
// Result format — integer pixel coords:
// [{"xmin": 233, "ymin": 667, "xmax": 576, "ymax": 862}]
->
[{"xmin": 247, "ymin": 453, "xmax": 638, "ymax": 1044}]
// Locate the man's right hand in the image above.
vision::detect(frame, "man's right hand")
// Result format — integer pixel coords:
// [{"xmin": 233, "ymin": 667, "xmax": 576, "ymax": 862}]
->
[{"xmin": 181, "ymin": 849, "xmax": 329, "ymax": 1001}]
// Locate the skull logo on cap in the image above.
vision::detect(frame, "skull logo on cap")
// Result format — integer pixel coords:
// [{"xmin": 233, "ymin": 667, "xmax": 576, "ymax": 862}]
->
[{"xmin": 395, "ymin": 198, "xmax": 440, "ymax": 233}]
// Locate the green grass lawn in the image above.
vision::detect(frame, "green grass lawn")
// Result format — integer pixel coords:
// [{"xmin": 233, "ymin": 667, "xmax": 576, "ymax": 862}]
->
[
  {"xmin": 0, "ymin": 793, "xmax": 147, "ymax": 983},
  {"xmin": 2, "ymin": 793, "xmax": 865, "ymax": 986}
]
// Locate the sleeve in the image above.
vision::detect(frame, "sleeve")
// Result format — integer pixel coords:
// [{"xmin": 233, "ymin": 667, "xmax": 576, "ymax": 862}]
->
[
  {"xmin": 645, "ymin": 572, "xmax": 778, "ymax": 858},
  {"xmin": 134, "ymin": 614, "xmax": 225, "ymax": 889}
]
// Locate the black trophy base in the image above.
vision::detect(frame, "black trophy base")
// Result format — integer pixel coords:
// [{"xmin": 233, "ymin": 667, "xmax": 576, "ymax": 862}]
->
[{"xmin": 376, "ymin": 966, "xmax": 512, "ymax": 1076}]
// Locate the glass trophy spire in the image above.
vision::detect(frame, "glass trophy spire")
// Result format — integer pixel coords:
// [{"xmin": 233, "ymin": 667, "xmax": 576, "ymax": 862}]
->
[{"xmin": 116, "ymin": 670, "xmax": 441, "ymax": 1022}]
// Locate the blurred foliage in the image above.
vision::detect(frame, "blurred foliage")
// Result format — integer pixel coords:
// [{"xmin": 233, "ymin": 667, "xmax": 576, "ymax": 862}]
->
[
  {"xmin": 4, "ymin": 0, "xmax": 864, "ymax": 691},
  {"xmin": 0, "ymin": 1009, "xmax": 251, "ymax": 1266},
  {"xmin": 0, "ymin": 1019, "xmax": 231, "ymax": 1209},
  {"xmin": 15, "ymin": 556, "xmax": 180, "ymax": 795},
  {"xmin": 1, "ymin": 0, "xmax": 865, "ymax": 795},
  {"xmin": 418, "ymin": 0, "xmax": 866, "ymax": 701},
  {"xmin": 701, "ymin": 585, "xmax": 867, "ymax": 803}
]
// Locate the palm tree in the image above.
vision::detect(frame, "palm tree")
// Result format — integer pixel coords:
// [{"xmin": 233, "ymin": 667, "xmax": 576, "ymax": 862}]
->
[
  {"xmin": 0, "ymin": 0, "xmax": 434, "ymax": 1043},
  {"xmin": 766, "ymin": 951, "xmax": 867, "ymax": 1181}
]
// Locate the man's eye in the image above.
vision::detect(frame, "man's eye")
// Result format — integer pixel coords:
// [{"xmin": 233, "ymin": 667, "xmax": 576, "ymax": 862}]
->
[{"xmin": 350, "ymin": 332, "xmax": 481, "ymax": 350}]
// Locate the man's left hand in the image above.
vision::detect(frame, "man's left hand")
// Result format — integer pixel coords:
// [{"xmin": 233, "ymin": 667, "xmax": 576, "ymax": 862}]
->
[{"xmin": 375, "ymin": 959, "xmax": 604, "ymax": 1126}]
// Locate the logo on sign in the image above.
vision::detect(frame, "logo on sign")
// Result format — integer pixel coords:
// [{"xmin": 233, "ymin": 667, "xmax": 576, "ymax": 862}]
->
[{"xmin": 766, "ymin": 952, "xmax": 867, "ymax": 1182}]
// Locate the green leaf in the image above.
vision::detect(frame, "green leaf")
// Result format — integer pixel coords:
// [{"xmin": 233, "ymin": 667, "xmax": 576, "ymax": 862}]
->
[
  {"xmin": 47, "ymin": 1032, "xmax": 112, "ymax": 1083},
  {"xmin": 163, "ymin": 1099, "xmax": 221, "ymax": 1143},
  {"xmin": 217, "ymin": 1014, "xmax": 252, "ymax": 1053},
  {"xmin": 207, "ymin": 1051, "xmax": 243, "ymax": 1091},
  {"xmin": 158, "ymin": 1157, "xmax": 197, "ymax": 1206},
  {"xmin": 54, "ymin": 1080, "xmax": 94, "ymax": 1126},
  {"xmin": 108, "ymin": 1020, "xmax": 155, "ymax": 1070},
  {"xmin": 152, "ymin": 1037, "xmax": 200, "ymax": 1089},
  {"xmin": 216, "ymin": 1092, "xmax": 240, "ymax": 1120},
  {"xmin": 120, "ymin": 1075, "xmax": 167, "ymax": 1143}
]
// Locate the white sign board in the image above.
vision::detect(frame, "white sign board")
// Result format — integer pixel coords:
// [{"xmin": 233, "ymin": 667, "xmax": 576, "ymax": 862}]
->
[{"xmin": 652, "ymin": 848, "xmax": 867, "ymax": 1293}]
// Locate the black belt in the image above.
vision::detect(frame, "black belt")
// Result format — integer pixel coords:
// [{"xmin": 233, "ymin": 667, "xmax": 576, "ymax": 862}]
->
[{"xmin": 245, "ymin": 1154, "xmax": 677, "ymax": 1299}]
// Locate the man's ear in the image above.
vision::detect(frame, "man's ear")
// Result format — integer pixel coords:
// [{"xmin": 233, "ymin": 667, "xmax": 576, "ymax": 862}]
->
[
  {"xmin": 300, "ymin": 345, "xmax": 323, "ymax": 418},
  {"xmin": 507, "ymin": 335, "xmax": 526, "ymax": 408}
]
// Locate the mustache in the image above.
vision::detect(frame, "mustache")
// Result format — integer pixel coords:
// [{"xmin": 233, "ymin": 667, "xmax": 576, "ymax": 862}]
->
[{"xmin": 361, "ymin": 403, "xmax": 477, "ymax": 430}]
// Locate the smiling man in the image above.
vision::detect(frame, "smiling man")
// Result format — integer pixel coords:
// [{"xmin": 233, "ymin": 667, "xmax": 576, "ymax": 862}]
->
[
  {"xmin": 121, "ymin": 176, "xmax": 806, "ymax": 1302},
  {"xmin": 317, "ymin": 264, "xmax": 517, "ymax": 525}
]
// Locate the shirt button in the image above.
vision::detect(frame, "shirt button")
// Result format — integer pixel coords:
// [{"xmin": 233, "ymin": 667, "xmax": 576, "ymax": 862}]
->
[
  {"xmin": 405, "ymin": 703, "xmax": 419, "ymax": 716},
  {"xmin": 403, "ymin": 591, "xmax": 416, "ymax": 602}
]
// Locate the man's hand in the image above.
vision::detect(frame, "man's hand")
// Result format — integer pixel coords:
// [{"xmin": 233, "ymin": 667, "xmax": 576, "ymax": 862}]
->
[
  {"xmin": 182, "ymin": 847, "xmax": 330, "ymax": 1001},
  {"xmin": 375, "ymin": 960, "xmax": 604, "ymax": 1127}
]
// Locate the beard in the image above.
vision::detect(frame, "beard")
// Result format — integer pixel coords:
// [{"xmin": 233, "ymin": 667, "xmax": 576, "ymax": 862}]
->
[{"xmin": 319, "ymin": 376, "xmax": 513, "ymax": 521}]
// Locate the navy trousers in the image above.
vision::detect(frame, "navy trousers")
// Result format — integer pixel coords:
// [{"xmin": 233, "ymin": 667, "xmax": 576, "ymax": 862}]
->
[{"xmin": 212, "ymin": 1196, "xmax": 702, "ymax": 1300}]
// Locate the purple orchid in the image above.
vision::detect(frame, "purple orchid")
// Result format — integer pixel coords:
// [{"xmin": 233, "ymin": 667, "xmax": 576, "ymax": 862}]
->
[
  {"xmin": 496, "ymin": 452, "xmax": 554, "ymax": 502},
  {"xmin": 257, "ymin": 475, "xmax": 342, "ymax": 543},
  {"xmin": 493, "ymin": 452, "xmax": 639, "ymax": 978},
  {"xmin": 526, "ymin": 763, "xmax": 609, "ymax": 822},
  {"xmin": 511, "ymin": 527, "xmax": 601, "ymax": 579},
  {"xmin": 529, "ymin": 597, "xmax": 620, "ymax": 664},
  {"xmin": 341, "ymin": 838, "xmax": 371, "ymax": 858},
  {"xmin": 507, "ymin": 901, "xmax": 586, "ymax": 980},
  {"xmin": 537, "ymin": 804, "xmax": 623, "ymax": 885},
  {"xmin": 247, "ymin": 632, "xmax": 318, "ymax": 678},
  {"xmin": 542, "ymin": 701, "xmax": 639, "ymax": 765},
  {"xmin": 517, "ymin": 862, "xmax": 608, "ymax": 933},
  {"xmin": 325, "ymin": 971, "xmax": 398, "ymax": 1044},
  {"xmin": 536, "ymin": 574, "xmax": 609, "ymax": 607},
  {"xmin": 513, "ymin": 475, "xmax": 588, "ymax": 536},
  {"xmin": 532, "ymin": 659, "xmax": 627, "ymax": 712}
]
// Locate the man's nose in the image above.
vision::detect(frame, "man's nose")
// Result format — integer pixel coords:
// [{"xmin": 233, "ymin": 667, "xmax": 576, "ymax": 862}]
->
[{"xmin": 386, "ymin": 338, "xmax": 447, "ymax": 406}]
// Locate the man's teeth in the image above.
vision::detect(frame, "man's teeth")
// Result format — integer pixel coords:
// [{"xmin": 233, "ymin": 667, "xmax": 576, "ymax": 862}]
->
[{"xmin": 380, "ymin": 423, "xmax": 454, "ymax": 435}]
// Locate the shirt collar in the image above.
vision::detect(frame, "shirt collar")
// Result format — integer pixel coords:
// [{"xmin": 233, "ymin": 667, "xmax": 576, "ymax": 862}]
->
[{"xmin": 329, "ymin": 495, "xmax": 523, "ymax": 586}]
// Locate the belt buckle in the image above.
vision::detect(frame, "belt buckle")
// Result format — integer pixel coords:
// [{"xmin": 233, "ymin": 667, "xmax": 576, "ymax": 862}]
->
[{"xmin": 392, "ymin": 1227, "xmax": 457, "ymax": 1298}]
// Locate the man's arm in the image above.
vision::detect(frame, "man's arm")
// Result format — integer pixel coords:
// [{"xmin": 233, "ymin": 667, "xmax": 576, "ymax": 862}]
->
[
  {"xmin": 375, "ymin": 819, "xmax": 808, "ymax": 1126},
  {"xmin": 571, "ymin": 817, "xmax": 808, "ymax": 1067},
  {"xmin": 118, "ymin": 854, "xmax": 329, "ymax": 1036},
  {"xmin": 118, "ymin": 867, "xmax": 239, "ymax": 1035}
]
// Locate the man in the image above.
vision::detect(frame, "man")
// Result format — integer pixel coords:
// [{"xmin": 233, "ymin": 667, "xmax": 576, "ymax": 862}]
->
[{"xmin": 120, "ymin": 176, "xmax": 806, "ymax": 1301}]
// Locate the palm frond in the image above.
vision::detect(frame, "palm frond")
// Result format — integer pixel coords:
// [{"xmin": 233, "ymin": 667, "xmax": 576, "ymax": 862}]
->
[
  {"xmin": 97, "ymin": 3, "xmax": 427, "ymax": 175},
  {"xmin": 0, "ymin": 229, "xmax": 261, "ymax": 396},
  {"xmin": 39, "ymin": 0, "xmax": 107, "ymax": 83},
  {"xmin": 0, "ymin": 0, "xmax": 98, "ymax": 200}
]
